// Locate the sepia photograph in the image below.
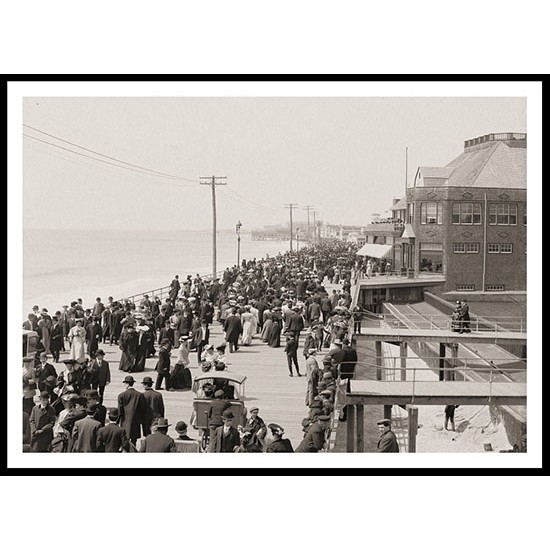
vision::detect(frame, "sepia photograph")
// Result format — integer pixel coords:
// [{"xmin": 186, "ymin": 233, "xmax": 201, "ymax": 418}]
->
[{"xmin": 7, "ymin": 80, "xmax": 542, "ymax": 470}]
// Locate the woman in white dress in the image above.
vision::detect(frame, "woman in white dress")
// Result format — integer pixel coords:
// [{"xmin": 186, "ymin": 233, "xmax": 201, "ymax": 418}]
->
[
  {"xmin": 68, "ymin": 318, "xmax": 86, "ymax": 362},
  {"xmin": 240, "ymin": 305, "xmax": 257, "ymax": 346}
]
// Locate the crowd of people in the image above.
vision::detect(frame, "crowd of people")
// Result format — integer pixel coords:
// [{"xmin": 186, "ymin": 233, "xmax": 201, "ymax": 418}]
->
[{"xmin": 22, "ymin": 238, "xmax": 394, "ymax": 453}]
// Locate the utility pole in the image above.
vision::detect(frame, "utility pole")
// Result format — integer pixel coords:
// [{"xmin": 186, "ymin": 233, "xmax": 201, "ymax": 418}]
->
[
  {"xmin": 303, "ymin": 205, "xmax": 314, "ymax": 243},
  {"xmin": 312, "ymin": 210, "xmax": 318, "ymax": 244},
  {"xmin": 405, "ymin": 146, "xmax": 408, "ymax": 195},
  {"xmin": 200, "ymin": 175, "xmax": 227, "ymax": 277},
  {"xmin": 284, "ymin": 203, "xmax": 298, "ymax": 253}
]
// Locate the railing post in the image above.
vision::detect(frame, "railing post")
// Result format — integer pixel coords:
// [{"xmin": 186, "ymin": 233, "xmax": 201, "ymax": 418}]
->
[{"xmin": 346, "ymin": 404, "xmax": 356, "ymax": 452}]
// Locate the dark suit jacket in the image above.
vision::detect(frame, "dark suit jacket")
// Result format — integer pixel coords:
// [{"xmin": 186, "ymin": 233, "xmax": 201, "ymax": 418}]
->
[
  {"xmin": 155, "ymin": 347, "xmax": 171, "ymax": 373},
  {"xmin": 208, "ymin": 400, "xmax": 231, "ymax": 427},
  {"xmin": 140, "ymin": 431, "xmax": 176, "ymax": 452},
  {"xmin": 117, "ymin": 387, "xmax": 147, "ymax": 440},
  {"xmin": 287, "ymin": 313, "xmax": 305, "ymax": 333},
  {"xmin": 143, "ymin": 388, "xmax": 165, "ymax": 435},
  {"xmin": 92, "ymin": 359, "xmax": 111, "ymax": 386},
  {"xmin": 211, "ymin": 425, "xmax": 241, "ymax": 452},
  {"xmin": 377, "ymin": 430, "xmax": 399, "ymax": 452},
  {"xmin": 72, "ymin": 415, "xmax": 102, "ymax": 452},
  {"xmin": 223, "ymin": 315, "xmax": 242, "ymax": 343},
  {"xmin": 36, "ymin": 363, "xmax": 57, "ymax": 391},
  {"xmin": 295, "ymin": 423, "xmax": 326, "ymax": 452},
  {"xmin": 97, "ymin": 422, "xmax": 130, "ymax": 452}
]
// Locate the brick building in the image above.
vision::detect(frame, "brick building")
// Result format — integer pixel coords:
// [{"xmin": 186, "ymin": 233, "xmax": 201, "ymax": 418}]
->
[{"xmin": 401, "ymin": 132, "xmax": 527, "ymax": 292}]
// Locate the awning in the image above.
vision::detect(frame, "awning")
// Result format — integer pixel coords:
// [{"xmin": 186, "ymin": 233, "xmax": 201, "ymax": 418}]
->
[
  {"xmin": 356, "ymin": 243, "xmax": 393, "ymax": 258},
  {"xmin": 402, "ymin": 224, "xmax": 416, "ymax": 239}
]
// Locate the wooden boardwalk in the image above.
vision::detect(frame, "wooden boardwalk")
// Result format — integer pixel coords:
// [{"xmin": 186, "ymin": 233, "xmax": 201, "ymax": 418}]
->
[{"xmin": 94, "ymin": 322, "xmax": 313, "ymax": 448}]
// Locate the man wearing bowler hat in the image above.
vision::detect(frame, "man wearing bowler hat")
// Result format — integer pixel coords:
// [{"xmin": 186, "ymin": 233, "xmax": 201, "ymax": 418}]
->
[
  {"xmin": 87, "ymin": 389, "xmax": 107, "ymax": 426},
  {"xmin": 117, "ymin": 375, "xmax": 147, "ymax": 445},
  {"xmin": 35, "ymin": 352, "xmax": 57, "ymax": 392},
  {"xmin": 29, "ymin": 390, "xmax": 57, "ymax": 452},
  {"xmin": 139, "ymin": 418, "xmax": 176, "ymax": 452},
  {"xmin": 72, "ymin": 403, "xmax": 102, "ymax": 452},
  {"xmin": 376, "ymin": 418, "xmax": 399, "ymax": 452},
  {"xmin": 97, "ymin": 408, "xmax": 130, "ymax": 452},
  {"xmin": 89, "ymin": 349, "xmax": 110, "ymax": 404},
  {"xmin": 209, "ymin": 410, "xmax": 241, "ymax": 453},
  {"xmin": 142, "ymin": 376, "xmax": 165, "ymax": 436},
  {"xmin": 154, "ymin": 338, "xmax": 172, "ymax": 391}
]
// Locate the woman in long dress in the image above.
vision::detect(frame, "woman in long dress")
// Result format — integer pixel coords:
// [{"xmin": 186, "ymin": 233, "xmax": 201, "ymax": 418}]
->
[
  {"xmin": 119, "ymin": 325, "xmax": 139, "ymax": 372},
  {"xmin": 241, "ymin": 305, "xmax": 257, "ymax": 346},
  {"xmin": 261, "ymin": 309, "xmax": 273, "ymax": 343},
  {"xmin": 268, "ymin": 309, "xmax": 282, "ymax": 348},
  {"xmin": 68, "ymin": 318, "xmax": 86, "ymax": 362}
]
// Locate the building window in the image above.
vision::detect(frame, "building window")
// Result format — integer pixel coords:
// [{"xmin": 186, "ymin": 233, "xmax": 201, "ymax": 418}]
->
[
  {"xmin": 456, "ymin": 284, "xmax": 475, "ymax": 291},
  {"xmin": 500, "ymin": 243, "xmax": 513, "ymax": 254},
  {"xmin": 452, "ymin": 203, "xmax": 482, "ymax": 225},
  {"xmin": 489, "ymin": 204, "xmax": 518, "ymax": 225},
  {"xmin": 524, "ymin": 204, "xmax": 527, "ymax": 225},
  {"xmin": 419, "ymin": 242, "xmax": 443, "ymax": 272},
  {"xmin": 486, "ymin": 285, "xmax": 505, "ymax": 291},
  {"xmin": 420, "ymin": 202, "xmax": 442, "ymax": 224},
  {"xmin": 454, "ymin": 242, "xmax": 480, "ymax": 253},
  {"xmin": 487, "ymin": 243, "xmax": 513, "ymax": 254}
]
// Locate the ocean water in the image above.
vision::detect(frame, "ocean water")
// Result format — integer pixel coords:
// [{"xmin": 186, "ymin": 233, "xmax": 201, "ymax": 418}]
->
[{"xmin": 23, "ymin": 229, "xmax": 290, "ymax": 316}]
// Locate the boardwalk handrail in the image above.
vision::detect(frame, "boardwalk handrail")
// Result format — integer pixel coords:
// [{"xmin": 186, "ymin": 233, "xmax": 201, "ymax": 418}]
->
[
  {"xmin": 118, "ymin": 269, "xmax": 227, "ymax": 304},
  {"xmin": 375, "ymin": 310, "xmax": 527, "ymax": 334}
]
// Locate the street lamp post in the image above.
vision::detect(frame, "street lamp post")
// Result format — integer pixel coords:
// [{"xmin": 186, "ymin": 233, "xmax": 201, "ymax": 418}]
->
[{"xmin": 236, "ymin": 220, "xmax": 242, "ymax": 267}]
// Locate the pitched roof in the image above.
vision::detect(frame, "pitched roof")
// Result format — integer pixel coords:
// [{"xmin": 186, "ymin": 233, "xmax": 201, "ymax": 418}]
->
[
  {"xmin": 418, "ymin": 166, "xmax": 455, "ymax": 179},
  {"xmin": 390, "ymin": 197, "xmax": 407, "ymax": 210},
  {"xmin": 445, "ymin": 142, "xmax": 526, "ymax": 189}
]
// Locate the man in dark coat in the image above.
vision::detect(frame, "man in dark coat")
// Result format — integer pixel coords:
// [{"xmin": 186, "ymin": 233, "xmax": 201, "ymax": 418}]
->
[
  {"xmin": 265, "ymin": 423, "xmax": 294, "ymax": 452},
  {"xmin": 49, "ymin": 317, "xmax": 64, "ymax": 363},
  {"xmin": 376, "ymin": 418, "xmax": 399, "ymax": 452},
  {"xmin": 35, "ymin": 352, "xmax": 57, "ymax": 391},
  {"xmin": 284, "ymin": 334, "xmax": 301, "ymax": 377},
  {"xmin": 89, "ymin": 349, "xmax": 110, "ymax": 404},
  {"xmin": 287, "ymin": 306, "xmax": 305, "ymax": 341},
  {"xmin": 158, "ymin": 319, "xmax": 174, "ymax": 347},
  {"xmin": 169, "ymin": 275, "xmax": 181, "ymax": 304},
  {"xmin": 72, "ymin": 404, "xmax": 102, "ymax": 452},
  {"xmin": 29, "ymin": 391, "xmax": 57, "ymax": 452},
  {"xmin": 207, "ymin": 389, "xmax": 231, "ymax": 440},
  {"xmin": 295, "ymin": 414, "xmax": 331, "ymax": 452},
  {"xmin": 86, "ymin": 317, "xmax": 102, "ymax": 358},
  {"xmin": 97, "ymin": 408, "xmax": 130, "ymax": 452},
  {"xmin": 223, "ymin": 309, "xmax": 242, "ymax": 353},
  {"xmin": 140, "ymin": 418, "xmax": 176, "ymax": 452},
  {"xmin": 210, "ymin": 411, "xmax": 241, "ymax": 453},
  {"xmin": 86, "ymin": 389, "xmax": 107, "ymax": 426},
  {"xmin": 142, "ymin": 376, "xmax": 165, "ymax": 436},
  {"xmin": 117, "ymin": 375, "xmax": 147, "ymax": 445},
  {"xmin": 154, "ymin": 339, "xmax": 172, "ymax": 391}
]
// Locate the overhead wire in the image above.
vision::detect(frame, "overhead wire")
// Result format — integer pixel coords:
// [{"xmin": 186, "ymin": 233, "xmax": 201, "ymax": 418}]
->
[
  {"xmin": 24, "ymin": 133, "xmax": 197, "ymax": 188},
  {"xmin": 23, "ymin": 123, "xmax": 197, "ymax": 183}
]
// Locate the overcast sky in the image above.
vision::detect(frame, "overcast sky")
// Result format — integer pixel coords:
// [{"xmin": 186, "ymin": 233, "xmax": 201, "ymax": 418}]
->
[{"xmin": 23, "ymin": 96, "xmax": 526, "ymax": 231}]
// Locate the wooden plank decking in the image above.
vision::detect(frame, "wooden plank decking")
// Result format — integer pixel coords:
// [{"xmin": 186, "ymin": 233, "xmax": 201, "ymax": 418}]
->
[{"xmin": 96, "ymin": 322, "xmax": 312, "ymax": 447}]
